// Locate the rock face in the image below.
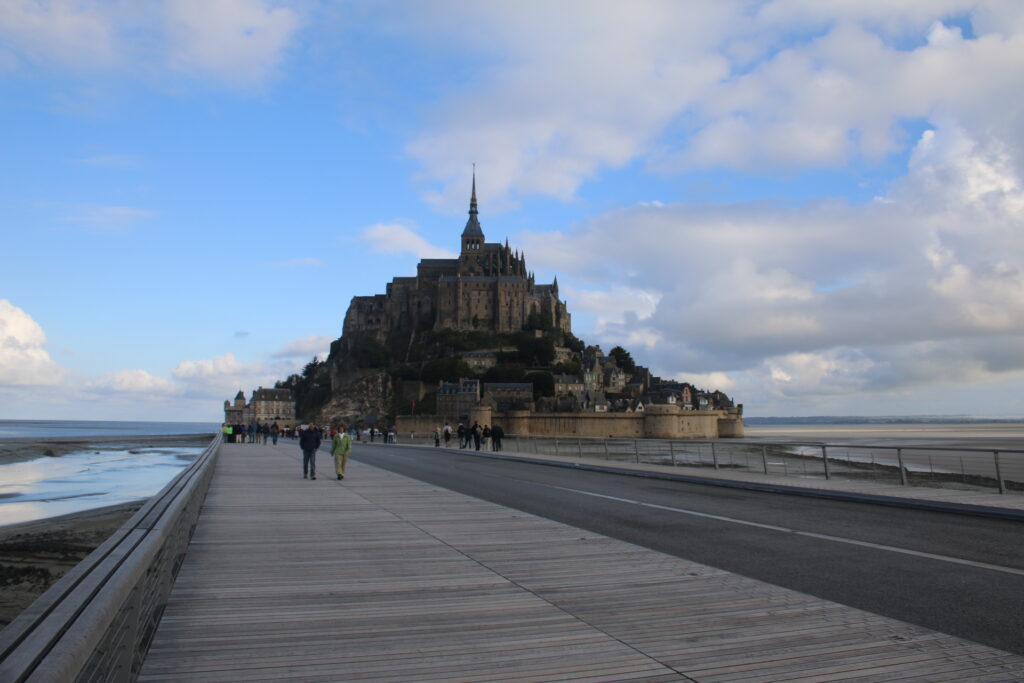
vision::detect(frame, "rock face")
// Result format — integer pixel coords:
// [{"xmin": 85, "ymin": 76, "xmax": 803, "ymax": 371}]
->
[{"xmin": 318, "ymin": 371, "xmax": 393, "ymax": 428}]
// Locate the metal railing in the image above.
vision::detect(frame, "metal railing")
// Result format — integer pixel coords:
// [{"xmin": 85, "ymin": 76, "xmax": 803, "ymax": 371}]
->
[
  {"xmin": 390, "ymin": 432, "xmax": 1024, "ymax": 494},
  {"xmin": 0, "ymin": 435, "xmax": 221, "ymax": 683}
]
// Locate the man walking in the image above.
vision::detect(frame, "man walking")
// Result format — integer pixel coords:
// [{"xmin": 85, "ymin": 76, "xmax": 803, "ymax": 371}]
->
[
  {"xmin": 300, "ymin": 423, "xmax": 322, "ymax": 480},
  {"xmin": 331, "ymin": 426, "xmax": 352, "ymax": 480}
]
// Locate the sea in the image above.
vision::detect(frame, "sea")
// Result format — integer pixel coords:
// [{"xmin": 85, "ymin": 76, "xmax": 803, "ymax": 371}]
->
[
  {"xmin": 0, "ymin": 420, "xmax": 219, "ymax": 528},
  {"xmin": 0, "ymin": 419, "xmax": 220, "ymax": 439}
]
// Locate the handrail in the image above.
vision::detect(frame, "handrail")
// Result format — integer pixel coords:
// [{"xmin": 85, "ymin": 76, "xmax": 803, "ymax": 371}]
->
[
  {"xmin": 0, "ymin": 435, "xmax": 222, "ymax": 683},
  {"xmin": 388, "ymin": 431, "xmax": 1024, "ymax": 494}
]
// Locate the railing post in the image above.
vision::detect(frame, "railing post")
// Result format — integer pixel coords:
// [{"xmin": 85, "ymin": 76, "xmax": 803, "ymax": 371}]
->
[
  {"xmin": 603, "ymin": 440, "xmax": 609, "ymax": 459},
  {"xmin": 761, "ymin": 445, "xmax": 769, "ymax": 474},
  {"xmin": 896, "ymin": 448, "xmax": 908, "ymax": 486},
  {"xmin": 994, "ymin": 451, "xmax": 1006, "ymax": 494},
  {"xmin": 634, "ymin": 440, "xmax": 640, "ymax": 463},
  {"xmin": 669, "ymin": 440, "xmax": 676, "ymax": 467},
  {"xmin": 822, "ymin": 445, "xmax": 831, "ymax": 480},
  {"xmin": 554, "ymin": 438, "xmax": 559, "ymax": 457},
  {"xmin": 711, "ymin": 442, "xmax": 719, "ymax": 470},
  {"xmin": 577, "ymin": 439, "xmax": 583, "ymax": 460}
]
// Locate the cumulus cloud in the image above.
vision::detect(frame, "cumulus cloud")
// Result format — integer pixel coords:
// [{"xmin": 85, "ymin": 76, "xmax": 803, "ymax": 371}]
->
[
  {"xmin": 0, "ymin": 300, "xmax": 65, "ymax": 386},
  {"xmin": 163, "ymin": 0, "xmax": 300, "ymax": 87},
  {"xmin": 522, "ymin": 118, "xmax": 1024, "ymax": 407},
  {"xmin": 85, "ymin": 369, "xmax": 181, "ymax": 395},
  {"xmin": 172, "ymin": 352, "xmax": 274, "ymax": 398},
  {"xmin": 0, "ymin": 0, "xmax": 301, "ymax": 87},
  {"xmin": 272, "ymin": 334, "xmax": 334, "ymax": 361},
  {"xmin": 402, "ymin": 1, "xmax": 1024, "ymax": 209},
  {"xmin": 359, "ymin": 222, "xmax": 456, "ymax": 259}
]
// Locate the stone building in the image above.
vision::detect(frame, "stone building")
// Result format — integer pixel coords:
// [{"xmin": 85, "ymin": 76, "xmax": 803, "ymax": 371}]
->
[
  {"xmin": 481, "ymin": 382, "xmax": 534, "ymax": 412},
  {"xmin": 339, "ymin": 174, "xmax": 571, "ymax": 348},
  {"xmin": 223, "ymin": 387, "xmax": 296, "ymax": 426},
  {"xmin": 437, "ymin": 378, "xmax": 481, "ymax": 422}
]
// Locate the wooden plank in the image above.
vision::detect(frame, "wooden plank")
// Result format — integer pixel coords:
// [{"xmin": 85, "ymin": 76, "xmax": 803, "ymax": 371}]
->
[{"xmin": 137, "ymin": 443, "xmax": 1024, "ymax": 681}]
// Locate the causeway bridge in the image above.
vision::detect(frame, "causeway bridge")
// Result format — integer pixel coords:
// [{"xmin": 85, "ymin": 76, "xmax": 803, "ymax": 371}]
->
[{"xmin": 2, "ymin": 437, "xmax": 1023, "ymax": 681}]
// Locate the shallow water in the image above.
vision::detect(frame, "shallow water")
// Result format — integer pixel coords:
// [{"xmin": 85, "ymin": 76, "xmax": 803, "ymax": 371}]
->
[
  {"xmin": 0, "ymin": 419, "xmax": 218, "ymax": 439},
  {"xmin": 0, "ymin": 446, "xmax": 203, "ymax": 527}
]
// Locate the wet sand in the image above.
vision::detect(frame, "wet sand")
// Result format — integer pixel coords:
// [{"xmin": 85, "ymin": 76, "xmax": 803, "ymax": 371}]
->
[
  {"xmin": 0, "ymin": 501, "xmax": 143, "ymax": 629},
  {"xmin": 0, "ymin": 432, "xmax": 214, "ymax": 465},
  {"xmin": 0, "ymin": 433, "xmax": 214, "ymax": 630}
]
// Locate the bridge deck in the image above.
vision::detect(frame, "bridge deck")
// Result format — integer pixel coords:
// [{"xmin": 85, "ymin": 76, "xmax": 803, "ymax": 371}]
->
[{"xmin": 138, "ymin": 443, "xmax": 1024, "ymax": 681}]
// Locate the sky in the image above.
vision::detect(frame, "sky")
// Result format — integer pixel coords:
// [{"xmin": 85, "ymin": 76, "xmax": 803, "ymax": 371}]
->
[{"xmin": 2, "ymin": 1, "xmax": 1024, "ymax": 421}]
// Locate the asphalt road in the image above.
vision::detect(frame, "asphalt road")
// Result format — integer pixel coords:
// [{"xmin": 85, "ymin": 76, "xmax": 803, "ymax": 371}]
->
[{"xmin": 350, "ymin": 443, "xmax": 1024, "ymax": 656}]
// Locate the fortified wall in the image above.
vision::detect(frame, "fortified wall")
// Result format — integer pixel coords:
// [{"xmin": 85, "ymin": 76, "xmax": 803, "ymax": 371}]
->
[{"xmin": 396, "ymin": 404, "xmax": 744, "ymax": 440}]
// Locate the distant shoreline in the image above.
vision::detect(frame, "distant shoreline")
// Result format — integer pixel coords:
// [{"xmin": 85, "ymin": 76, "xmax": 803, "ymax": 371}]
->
[
  {"xmin": 745, "ymin": 416, "xmax": 1024, "ymax": 425},
  {"xmin": 0, "ymin": 433, "xmax": 215, "ymax": 465}
]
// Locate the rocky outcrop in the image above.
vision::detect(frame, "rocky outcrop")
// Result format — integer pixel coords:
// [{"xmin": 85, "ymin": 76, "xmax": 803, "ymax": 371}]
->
[{"xmin": 318, "ymin": 371, "xmax": 393, "ymax": 427}]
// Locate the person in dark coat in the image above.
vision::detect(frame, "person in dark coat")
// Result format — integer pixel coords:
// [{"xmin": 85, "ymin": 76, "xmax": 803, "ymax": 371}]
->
[
  {"xmin": 299, "ymin": 423, "xmax": 322, "ymax": 480},
  {"xmin": 471, "ymin": 421, "xmax": 482, "ymax": 451},
  {"xmin": 491, "ymin": 424, "xmax": 504, "ymax": 451}
]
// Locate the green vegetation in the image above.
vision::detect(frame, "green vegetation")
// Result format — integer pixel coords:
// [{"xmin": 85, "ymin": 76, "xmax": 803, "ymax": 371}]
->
[
  {"xmin": 608, "ymin": 346, "xmax": 636, "ymax": 373},
  {"xmin": 524, "ymin": 371, "xmax": 555, "ymax": 399},
  {"xmin": 275, "ymin": 357, "xmax": 332, "ymax": 421}
]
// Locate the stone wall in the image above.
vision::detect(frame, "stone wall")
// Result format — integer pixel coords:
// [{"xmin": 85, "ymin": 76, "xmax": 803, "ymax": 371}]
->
[{"xmin": 395, "ymin": 405, "xmax": 744, "ymax": 439}]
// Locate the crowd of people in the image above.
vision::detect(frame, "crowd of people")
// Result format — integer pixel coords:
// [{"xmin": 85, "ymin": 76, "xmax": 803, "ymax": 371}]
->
[
  {"xmin": 433, "ymin": 421, "xmax": 504, "ymax": 451},
  {"xmin": 221, "ymin": 422, "xmax": 290, "ymax": 444},
  {"xmin": 221, "ymin": 418, "xmax": 507, "ymax": 483}
]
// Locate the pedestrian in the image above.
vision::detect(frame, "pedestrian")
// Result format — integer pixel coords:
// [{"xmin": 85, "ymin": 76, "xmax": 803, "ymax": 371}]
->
[
  {"xmin": 433, "ymin": 427, "xmax": 440, "ymax": 447},
  {"xmin": 472, "ymin": 421, "xmax": 482, "ymax": 451},
  {"xmin": 482, "ymin": 425, "xmax": 491, "ymax": 450},
  {"xmin": 271, "ymin": 422, "xmax": 279, "ymax": 445},
  {"xmin": 491, "ymin": 424, "xmax": 504, "ymax": 451},
  {"xmin": 457, "ymin": 423, "xmax": 466, "ymax": 448},
  {"xmin": 299, "ymin": 422, "xmax": 321, "ymax": 480},
  {"xmin": 331, "ymin": 425, "xmax": 352, "ymax": 480},
  {"xmin": 443, "ymin": 422, "xmax": 452, "ymax": 446}
]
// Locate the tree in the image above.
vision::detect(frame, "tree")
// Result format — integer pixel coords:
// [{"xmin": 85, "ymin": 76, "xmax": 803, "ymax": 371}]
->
[
  {"xmin": 609, "ymin": 346, "xmax": 636, "ymax": 373},
  {"xmin": 421, "ymin": 357, "xmax": 472, "ymax": 384},
  {"xmin": 524, "ymin": 371, "xmax": 555, "ymax": 399}
]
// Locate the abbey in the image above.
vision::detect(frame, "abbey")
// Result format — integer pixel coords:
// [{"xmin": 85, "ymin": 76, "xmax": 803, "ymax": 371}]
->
[{"xmin": 342, "ymin": 175, "xmax": 571, "ymax": 343}]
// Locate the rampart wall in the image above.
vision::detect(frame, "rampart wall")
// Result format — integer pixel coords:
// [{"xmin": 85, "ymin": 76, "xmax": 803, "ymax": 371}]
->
[{"xmin": 395, "ymin": 405, "xmax": 744, "ymax": 439}]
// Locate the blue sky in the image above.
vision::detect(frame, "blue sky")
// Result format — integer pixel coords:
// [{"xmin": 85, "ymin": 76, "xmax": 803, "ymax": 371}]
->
[{"xmin": 2, "ymin": 1, "xmax": 1024, "ymax": 421}]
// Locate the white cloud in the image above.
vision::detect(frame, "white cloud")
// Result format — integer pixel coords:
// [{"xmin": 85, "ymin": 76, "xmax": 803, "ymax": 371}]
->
[
  {"xmin": 0, "ymin": 300, "xmax": 65, "ymax": 386},
  {"xmin": 163, "ymin": 0, "xmax": 300, "ymax": 87},
  {"xmin": 359, "ymin": 222, "xmax": 456, "ymax": 259},
  {"xmin": 402, "ymin": 2, "xmax": 1024, "ymax": 207},
  {"xmin": 172, "ymin": 352, "xmax": 274, "ymax": 398},
  {"xmin": 272, "ymin": 334, "xmax": 333, "ymax": 361},
  {"xmin": 534, "ymin": 121, "xmax": 1024, "ymax": 406},
  {"xmin": 0, "ymin": 0, "xmax": 301, "ymax": 87},
  {"xmin": 85, "ymin": 369, "xmax": 181, "ymax": 395}
]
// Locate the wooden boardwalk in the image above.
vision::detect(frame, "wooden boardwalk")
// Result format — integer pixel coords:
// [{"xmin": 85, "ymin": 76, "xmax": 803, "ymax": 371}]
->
[{"xmin": 138, "ymin": 443, "xmax": 1024, "ymax": 681}]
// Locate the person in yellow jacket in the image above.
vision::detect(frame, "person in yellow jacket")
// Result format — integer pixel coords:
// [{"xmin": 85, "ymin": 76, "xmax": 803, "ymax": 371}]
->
[{"xmin": 331, "ymin": 426, "xmax": 353, "ymax": 480}]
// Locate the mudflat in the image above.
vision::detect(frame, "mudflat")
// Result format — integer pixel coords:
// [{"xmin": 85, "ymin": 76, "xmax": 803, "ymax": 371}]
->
[
  {"xmin": 0, "ymin": 501, "xmax": 142, "ymax": 629},
  {"xmin": 0, "ymin": 432, "xmax": 214, "ymax": 630},
  {"xmin": 0, "ymin": 432, "xmax": 213, "ymax": 465}
]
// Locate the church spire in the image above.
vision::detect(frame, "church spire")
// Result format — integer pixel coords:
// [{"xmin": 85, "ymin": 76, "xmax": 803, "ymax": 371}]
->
[
  {"xmin": 470, "ymin": 164, "xmax": 478, "ymax": 216},
  {"xmin": 461, "ymin": 165, "xmax": 484, "ymax": 251}
]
